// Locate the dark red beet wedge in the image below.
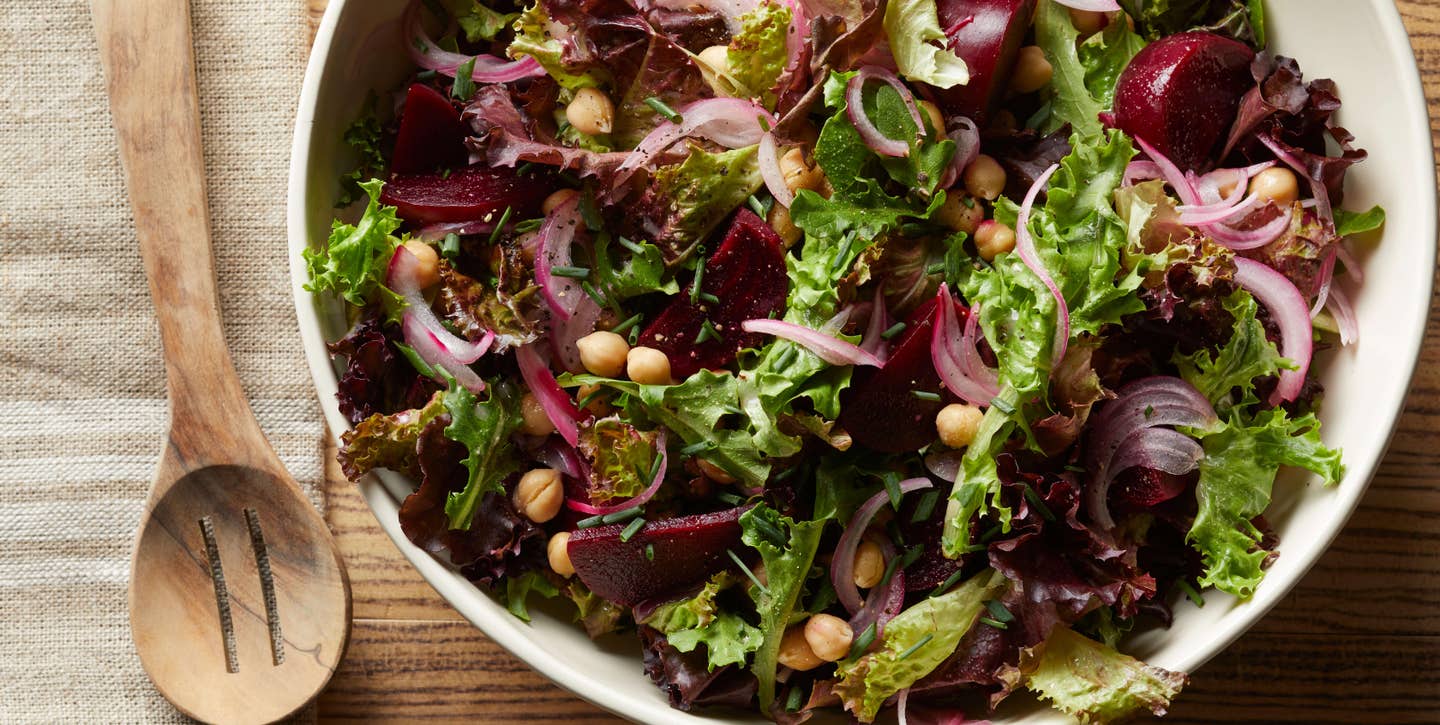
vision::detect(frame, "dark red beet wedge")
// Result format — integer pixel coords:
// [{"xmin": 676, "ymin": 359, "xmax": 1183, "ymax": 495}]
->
[
  {"xmin": 934, "ymin": 0, "xmax": 1037, "ymax": 122},
  {"xmin": 1112, "ymin": 467, "xmax": 1196, "ymax": 512},
  {"xmin": 381, "ymin": 164, "xmax": 554, "ymax": 225},
  {"xmin": 637, "ymin": 210, "xmax": 788, "ymax": 378},
  {"xmin": 839, "ymin": 297, "xmax": 966, "ymax": 453},
  {"xmin": 1112, "ymin": 32, "xmax": 1256, "ymax": 172},
  {"xmin": 567, "ymin": 506, "xmax": 750, "ymax": 607},
  {"xmin": 391, "ymin": 83, "xmax": 469, "ymax": 175}
]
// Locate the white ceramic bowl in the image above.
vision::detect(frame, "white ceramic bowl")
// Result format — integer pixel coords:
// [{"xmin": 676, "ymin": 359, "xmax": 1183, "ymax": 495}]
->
[{"xmin": 288, "ymin": 3, "xmax": 1435, "ymax": 721}]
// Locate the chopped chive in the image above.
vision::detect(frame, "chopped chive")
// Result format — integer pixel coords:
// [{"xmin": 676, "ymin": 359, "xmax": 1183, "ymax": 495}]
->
[
  {"xmin": 578, "ymin": 193, "xmax": 603, "ymax": 231},
  {"xmin": 575, "ymin": 388, "xmax": 605, "ymax": 411},
  {"xmin": 551, "ymin": 265, "xmax": 592, "ymax": 278},
  {"xmin": 645, "ymin": 543, "xmax": 656, "ymax": 561},
  {"xmin": 1144, "ymin": 404, "xmax": 1155, "ymax": 418},
  {"xmin": 912, "ymin": 390, "xmax": 942, "ymax": 402},
  {"xmin": 1065, "ymin": 464, "xmax": 1087, "ymax": 473},
  {"xmin": 758, "ymin": 114, "xmax": 773, "ymax": 133},
  {"xmin": 516, "ymin": 161, "xmax": 535, "ymax": 177},
  {"xmin": 440, "ymin": 167, "xmax": 453, "ymax": 179},
  {"xmin": 690, "ymin": 261, "xmax": 707, "ymax": 303},
  {"xmin": 679, "ymin": 440, "xmax": 714, "ymax": 456},
  {"xmin": 576, "ymin": 514, "xmax": 606, "ymax": 529},
  {"xmin": 696, "ymin": 319, "xmax": 723, "ymax": 344},
  {"xmin": 929, "ymin": 568, "xmax": 966, "ymax": 597},
  {"xmin": 882, "ymin": 473, "xmax": 903, "ymax": 509},
  {"xmin": 727, "ymin": 549, "xmax": 769, "ymax": 595},
  {"xmin": 627, "ymin": 326, "xmax": 640, "ymax": 345},
  {"xmin": 925, "ymin": 261, "xmax": 946, "ymax": 275},
  {"xmin": 877, "ymin": 554, "xmax": 902, "ymax": 592},
  {"xmin": 440, "ymin": 233, "xmax": 461, "ymax": 259},
  {"xmin": 451, "ymin": 57, "xmax": 476, "ymax": 100},
  {"xmin": 881, "ymin": 322, "xmax": 908, "ymax": 340},
  {"xmin": 747, "ymin": 194, "xmax": 767, "ymax": 217},
  {"xmin": 785, "ymin": 685, "xmax": 804, "ymax": 712},
  {"xmin": 773, "ymin": 345, "xmax": 797, "ymax": 369},
  {"xmin": 990, "ymin": 397, "xmax": 1015, "ymax": 414},
  {"xmin": 985, "ymin": 599, "xmax": 1014, "ymax": 623},
  {"xmin": 829, "ymin": 235, "xmax": 854, "ymax": 275},
  {"xmin": 619, "ymin": 517, "xmax": 646, "ymax": 542},
  {"xmin": 618, "ymin": 236, "xmax": 646, "ymax": 254},
  {"xmin": 514, "ymin": 218, "xmax": 544, "ymax": 233},
  {"xmin": 848, "ymin": 622, "xmax": 877, "ymax": 659},
  {"xmin": 751, "ymin": 516, "xmax": 787, "ymax": 547},
  {"xmin": 717, "ymin": 491, "xmax": 745, "ymax": 506},
  {"xmin": 644, "ymin": 96, "xmax": 683, "ymax": 123},
  {"xmin": 611, "ymin": 313, "xmax": 644, "ymax": 335},
  {"xmin": 488, "ymin": 206, "xmax": 513, "ymax": 244},
  {"xmin": 556, "ymin": 120, "xmax": 572, "ymax": 136},
  {"xmin": 960, "ymin": 542, "xmax": 988, "ymax": 554},
  {"xmin": 1022, "ymin": 484, "xmax": 1056, "ymax": 522},
  {"xmin": 581, "ymin": 280, "xmax": 608, "ymax": 307},
  {"xmin": 649, "ymin": 452, "xmax": 665, "ymax": 482},
  {"xmin": 899, "ymin": 545, "xmax": 923, "ymax": 570},
  {"xmin": 1177, "ymin": 579, "xmax": 1206, "ymax": 608},
  {"xmin": 896, "ymin": 633, "xmax": 935, "ymax": 661},
  {"xmin": 980, "ymin": 523, "xmax": 1004, "ymax": 543},
  {"xmin": 416, "ymin": 69, "xmax": 437, "ymax": 80},
  {"xmin": 699, "ymin": 292, "xmax": 721, "ymax": 305},
  {"xmin": 962, "ymin": 195, "xmax": 976, "ymax": 209},
  {"xmin": 911, "ymin": 490, "xmax": 940, "ymax": 522},
  {"xmin": 980, "ymin": 617, "xmax": 1009, "ymax": 630},
  {"xmin": 774, "ymin": 465, "xmax": 800, "ymax": 481},
  {"xmin": 601, "ymin": 506, "xmax": 644, "ymax": 524}
]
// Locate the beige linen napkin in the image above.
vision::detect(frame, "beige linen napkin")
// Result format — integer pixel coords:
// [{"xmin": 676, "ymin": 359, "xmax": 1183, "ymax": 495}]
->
[{"xmin": 0, "ymin": 1, "xmax": 323, "ymax": 720}]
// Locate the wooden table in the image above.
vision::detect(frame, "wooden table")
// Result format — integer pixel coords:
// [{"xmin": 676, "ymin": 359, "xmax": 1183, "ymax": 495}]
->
[{"xmin": 310, "ymin": 2, "xmax": 1440, "ymax": 721}]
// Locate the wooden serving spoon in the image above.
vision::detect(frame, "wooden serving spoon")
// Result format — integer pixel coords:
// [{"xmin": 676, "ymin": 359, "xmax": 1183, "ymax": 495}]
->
[{"xmin": 93, "ymin": 1, "xmax": 351, "ymax": 722}]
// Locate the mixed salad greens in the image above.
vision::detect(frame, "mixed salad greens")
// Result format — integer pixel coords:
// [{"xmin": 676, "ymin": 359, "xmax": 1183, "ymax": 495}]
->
[{"xmin": 311, "ymin": 0, "xmax": 1383, "ymax": 720}]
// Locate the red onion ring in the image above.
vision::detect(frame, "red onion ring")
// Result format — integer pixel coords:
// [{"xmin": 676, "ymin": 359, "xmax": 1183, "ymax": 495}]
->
[
  {"xmin": 959, "ymin": 301, "xmax": 998, "ymax": 390},
  {"xmin": 403, "ymin": 0, "xmax": 544, "ymax": 81},
  {"xmin": 550, "ymin": 295, "xmax": 603, "ymax": 373},
  {"xmin": 860, "ymin": 288, "xmax": 893, "ymax": 363},
  {"xmin": 1016, "ymin": 164, "xmax": 1071, "ymax": 366},
  {"xmin": 515, "ymin": 343, "xmax": 582, "ymax": 446},
  {"xmin": 845, "ymin": 66, "xmax": 926, "ymax": 159},
  {"xmin": 565, "ymin": 431, "xmax": 669, "ymax": 515},
  {"xmin": 1053, "ymin": 0, "xmax": 1120, "ymax": 10},
  {"xmin": 1233, "ymin": 257, "xmax": 1313, "ymax": 404},
  {"xmin": 416, "ymin": 219, "xmax": 497, "ymax": 241},
  {"xmin": 1107, "ymin": 427, "xmax": 1207, "ymax": 480},
  {"xmin": 1204, "ymin": 207, "xmax": 1293, "ymax": 250},
  {"xmin": 1178, "ymin": 192, "xmax": 1262, "ymax": 226},
  {"xmin": 535, "ymin": 195, "xmax": 584, "ymax": 322},
  {"xmin": 1257, "ymin": 133, "xmax": 1334, "ymax": 229},
  {"xmin": 401, "ymin": 312, "xmax": 488, "ymax": 392},
  {"xmin": 1133, "ymin": 137, "xmax": 1201, "ymax": 205},
  {"xmin": 1327, "ymin": 286, "xmax": 1359, "ymax": 346},
  {"xmin": 1310, "ymin": 247, "xmax": 1339, "ymax": 318},
  {"xmin": 938, "ymin": 117, "xmax": 981, "ymax": 190},
  {"xmin": 758, "ymin": 133, "xmax": 793, "ymax": 208},
  {"xmin": 610, "ymin": 98, "xmax": 774, "ymax": 193},
  {"xmin": 931, "ymin": 285, "xmax": 1000, "ymax": 406},
  {"xmin": 832, "ymin": 479, "xmax": 933, "ymax": 616},
  {"xmin": 387, "ymin": 246, "xmax": 496, "ymax": 389},
  {"xmin": 741, "ymin": 319, "xmax": 884, "ymax": 367},
  {"xmin": 1123, "ymin": 160, "xmax": 1162, "ymax": 187}
]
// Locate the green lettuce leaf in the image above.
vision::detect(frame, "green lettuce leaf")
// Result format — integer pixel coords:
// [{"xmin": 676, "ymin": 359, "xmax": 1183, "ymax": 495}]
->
[
  {"xmin": 1035, "ymin": 0, "xmax": 1106, "ymax": 138},
  {"xmin": 1335, "ymin": 205, "xmax": 1387, "ymax": 237},
  {"xmin": 641, "ymin": 572, "xmax": 763, "ymax": 670},
  {"xmin": 576, "ymin": 416, "xmax": 660, "ymax": 504},
  {"xmin": 741, "ymin": 504, "xmax": 825, "ymax": 709},
  {"xmin": 446, "ymin": 0, "xmax": 518, "ymax": 42},
  {"xmin": 725, "ymin": 2, "xmax": 792, "ymax": 107},
  {"xmin": 502, "ymin": 570, "xmax": 560, "ymax": 622},
  {"xmin": 833, "ymin": 570, "xmax": 1005, "ymax": 722},
  {"xmin": 594, "ymin": 233, "xmax": 678, "ymax": 300},
  {"xmin": 305, "ymin": 179, "xmax": 403, "ymax": 307},
  {"xmin": 882, "ymin": 0, "xmax": 970, "ymax": 88},
  {"xmin": 1174, "ymin": 289, "xmax": 1290, "ymax": 412},
  {"xmin": 1024, "ymin": 626, "xmax": 1187, "ymax": 723},
  {"xmin": 441, "ymin": 378, "xmax": 523, "ymax": 531},
  {"xmin": 336, "ymin": 391, "xmax": 445, "ymax": 480},
  {"xmin": 337, "ymin": 105, "xmax": 384, "ymax": 207},
  {"xmin": 564, "ymin": 579, "xmax": 627, "ymax": 638},
  {"xmin": 813, "ymin": 71, "xmax": 955, "ymax": 199},
  {"xmin": 1189, "ymin": 408, "xmax": 1343, "ymax": 598},
  {"xmin": 1118, "ymin": 0, "xmax": 1265, "ymax": 47},
  {"xmin": 508, "ymin": 3, "xmax": 603, "ymax": 90},
  {"xmin": 641, "ymin": 143, "xmax": 764, "ymax": 250}
]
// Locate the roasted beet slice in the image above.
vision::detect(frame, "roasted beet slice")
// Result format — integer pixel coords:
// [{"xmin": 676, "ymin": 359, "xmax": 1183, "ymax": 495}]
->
[
  {"xmin": 568, "ymin": 507, "xmax": 749, "ymax": 607},
  {"xmin": 840, "ymin": 297, "xmax": 966, "ymax": 453},
  {"xmin": 380, "ymin": 165, "xmax": 554, "ymax": 225},
  {"xmin": 1112, "ymin": 32, "xmax": 1256, "ymax": 171},
  {"xmin": 637, "ymin": 210, "xmax": 787, "ymax": 378},
  {"xmin": 391, "ymin": 83, "xmax": 469, "ymax": 175},
  {"xmin": 934, "ymin": 0, "xmax": 1037, "ymax": 122}
]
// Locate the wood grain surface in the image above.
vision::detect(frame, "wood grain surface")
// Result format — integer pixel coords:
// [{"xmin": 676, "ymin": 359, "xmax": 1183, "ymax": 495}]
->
[{"xmin": 311, "ymin": 1, "xmax": 1440, "ymax": 722}]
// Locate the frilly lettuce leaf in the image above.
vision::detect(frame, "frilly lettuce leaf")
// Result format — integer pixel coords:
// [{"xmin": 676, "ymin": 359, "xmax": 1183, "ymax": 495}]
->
[
  {"xmin": 337, "ymin": 390, "xmax": 445, "ymax": 480},
  {"xmin": 740, "ymin": 504, "xmax": 825, "ymax": 709},
  {"xmin": 508, "ymin": 3, "xmax": 603, "ymax": 90},
  {"xmin": 1024, "ymin": 625, "xmax": 1187, "ymax": 723},
  {"xmin": 833, "ymin": 569, "xmax": 1005, "ymax": 722},
  {"xmin": 502, "ymin": 570, "xmax": 560, "ymax": 622},
  {"xmin": 642, "ymin": 572, "xmax": 762, "ymax": 670},
  {"xmin": 441, "ymin": 378, "xmax": 523, "ymax": 531},
  {"xmin": 304, "ymin": 179, "xmax": 403, "ymax": 307},
  {"xmin": 637, "ymin": 143, "xmax": 764, "ymax": 251},
  {"xmin": 594, "ymin": 233, "xmax": 677, "ymax": 300},
  {"xmin": 882, "ymin": 0, "xmax": 970, "ymax": 89},
  {"xmin": 577, "ymin": 416, "xmax": 660, "ymax": 504},
  {"xmin": 565, "ymin": 579, "xmax": 626, "ymax": 638},
  {"xmin": 445, "ymin": 0, "xmax": 518, "ymax": 42},
  {"xmin": 724, "ymin": 2, "xmax": 792, "ymax": 108},
  {"xmin": 1190, "ymin": 408, "xmax": 1343, "ymax": 598},
  {"xmin": 1035, "ymin": 1, "xmax": 1146, "ymax": 138},
  {"xmin": 1174, "ymin": 289, "xmax": 1290, "ymax": 413}
]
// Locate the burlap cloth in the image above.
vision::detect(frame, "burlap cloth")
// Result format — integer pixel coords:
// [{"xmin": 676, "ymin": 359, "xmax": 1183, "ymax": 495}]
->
[{"xmin": 0, "ymin": 1, "xmax": 325, "ymax": 721}]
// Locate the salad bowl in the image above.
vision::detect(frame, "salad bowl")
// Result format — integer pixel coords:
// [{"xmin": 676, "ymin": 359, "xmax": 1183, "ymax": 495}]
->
[{"xmin": 288, "ymin": 0, "xmax": 1435, "ymax": 721}]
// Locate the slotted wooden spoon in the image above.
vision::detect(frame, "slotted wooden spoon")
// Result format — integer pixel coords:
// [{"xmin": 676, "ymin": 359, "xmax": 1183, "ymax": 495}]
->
[{"xmin": 93, "ymin": 1, "xmax": 351, "ymax": 722}]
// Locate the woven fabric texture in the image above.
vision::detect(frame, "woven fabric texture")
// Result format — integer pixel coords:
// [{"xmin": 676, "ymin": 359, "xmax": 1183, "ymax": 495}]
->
[{"xmin": 0, "ymin": 1, "xmax": 322, "ymax": 721}]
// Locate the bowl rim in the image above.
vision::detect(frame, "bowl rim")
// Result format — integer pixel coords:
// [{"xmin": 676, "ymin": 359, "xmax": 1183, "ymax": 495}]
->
[{"xmin": 285, "ymin": 1, "xmax": 1437, "ymax": 721}]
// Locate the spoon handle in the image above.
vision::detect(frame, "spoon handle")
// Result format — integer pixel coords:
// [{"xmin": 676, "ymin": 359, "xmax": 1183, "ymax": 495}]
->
[{"xmin": 93, "ymin": 0, "xmax": 263, "ymax": 458}]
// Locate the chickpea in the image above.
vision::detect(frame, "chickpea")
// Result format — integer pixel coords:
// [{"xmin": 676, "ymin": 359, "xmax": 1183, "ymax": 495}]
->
[
  {"xmin": 697, "ymin": 458, "xmax": 737, "ymax": 484},
  {"xmin": 542, "ymin": 188, "xmax": 579, "ymax": 215},
  {"xmin": 698, "ymin": 44, "xmax": 730, "ymax": 78},
  {"xmin": 804, "ymin": 614, "xmax": 854, "ymax": 662},
  {"xmin": 934, "ymin": 192, "xmax": 986, "ymax": 236},
  {"xmin": 776, "ymin": 625, "xmax": 824, "ymax": 671},
  {"xmin": 780, "ymin": 147, "xmax": 826, "ymax": 195},
  {"xmin": 974, "ymin": 220, "xmax": 1017, "ymax": 262},
  {"xmin": 626, "ymin": 346, "xmax": 673, "ymax": 385},
  {"xmin": 519, "ymin": 392, "xmax": 556, "ymax": 436},
  {"xmin": 963, "ymin": 154, "xmax": 1007, "ymax": 201},
  {"xmin": 852, "ymin": 540, "xmax": 885, "ymax": 589},
  {"xmin": 1249, "ymin": 167, "xmax": 1300, "ymax": 206},
  {"xmin": 548, "ymin": 532, "xmax": 575, "ymax": 577},
  {"xmin": 768, "ymin": 202, "xmax": 803, "ymax": 247},
  {"xmin": 936, "ymin": 403, "xmax": 984, "ymax": 449},
  {"xmin": 566, "ymin": 87, "xmax": 615, "ymax": 136},
  {"xmin": 400, "ymin": 240, "xmax": 441, "ymax": 290},
  {"xmin": 1010, "ymin": 46, "xmax": 1054, "ymax": 94},
  {"xmin": 514, "ymin": 468, "xmax": 564, "ymax": 523},
  {"xmin": 918, "ymin": 99, "xmax": 946, "ymax": 136},
  {"xmin": 577, "ymin": 330, "xmax": 630, "ymax": 378},
  {"xmin": 1069, "ymin": 8, "xmax": 1111, "ymax": 36}
]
